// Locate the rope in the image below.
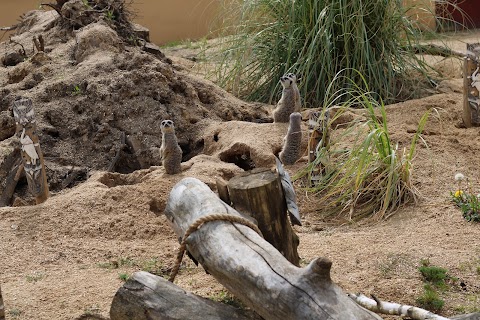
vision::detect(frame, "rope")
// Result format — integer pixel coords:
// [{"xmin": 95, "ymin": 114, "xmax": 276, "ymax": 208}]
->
[{"xmin": 168, "ymin": 214, "xmax": 262, "ymax": 283}]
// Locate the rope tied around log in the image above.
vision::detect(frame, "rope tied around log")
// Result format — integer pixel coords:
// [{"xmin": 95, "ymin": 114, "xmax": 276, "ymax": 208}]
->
[{"xmin": 169, "ymin": 214, "xmax": 263, "ymax": 283}]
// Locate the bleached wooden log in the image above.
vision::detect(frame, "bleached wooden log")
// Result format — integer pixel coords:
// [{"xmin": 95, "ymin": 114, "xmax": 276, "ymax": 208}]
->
[
  {"xmin": 164, "ymin": 177, "xmax": 383, "ymax": 320},
  {"xmin": 110, "ymin": 271, "xmax": 261, "ymax": 320},
  {"xmin": 348, "ymin": 293, "xmax": 450, "ymax": 320}
]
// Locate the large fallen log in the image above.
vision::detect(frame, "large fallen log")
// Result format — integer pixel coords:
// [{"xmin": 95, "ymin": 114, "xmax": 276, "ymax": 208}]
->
[
  {"xmin": 164, "ymin": 177, "xmax": 383, "ymax": 320},
  {"xmin": 110, "ymin": 271, "xmax": 261, "ymax": 320}
]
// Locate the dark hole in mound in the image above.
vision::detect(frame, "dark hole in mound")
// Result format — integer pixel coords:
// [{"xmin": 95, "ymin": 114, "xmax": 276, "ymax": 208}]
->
[
  {"xmin": 148, "ymin": 199, "xmax": 164, "ymax": 215},
  {"xmin": 180, "ymin": 139, "xmax": 205, "ymax": 162},
  {"xmin": 213, "ymin": 133, "xmax": 219, "ymax": 142},
  {"xmin": 98, "ymin": 172, "xmax": 140, "ymax": 188},
  {"xmin": 220, "ymin": 150, "xmax": 256, "ymax": 171}
]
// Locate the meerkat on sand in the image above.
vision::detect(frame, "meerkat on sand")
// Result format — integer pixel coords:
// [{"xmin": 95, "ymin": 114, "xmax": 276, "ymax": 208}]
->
[
  {"xmin": 160, "ymin": 119, "xmax": 183, "ymax": 174},
  {"xmin": 273, "ymin": 73, "xmax": 301, "ymax": 123},
  {"xmin": 279, "ymin": 112, "xmax": 302, "ymax": 165}
]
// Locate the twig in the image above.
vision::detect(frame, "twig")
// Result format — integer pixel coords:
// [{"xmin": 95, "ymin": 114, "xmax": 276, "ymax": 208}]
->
[
  {"xmin": 348, "ymin": 293, "xmax": 451, "ymax": 320},
  {"xmin": 0, "ymin": 25, "xmax": 18, "ymax": 31},
  {"xmin": 9, "ymin": 39, "xmax": 26, "ymax": 56}
]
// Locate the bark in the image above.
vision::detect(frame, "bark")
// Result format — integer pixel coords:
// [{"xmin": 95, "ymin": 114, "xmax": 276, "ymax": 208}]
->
[
  {"xmin": 110, "ymin": 271, "xmax": 261, "ymax": 320},
  {"xmin": 164, "ymin": 177, "xmax": 383, "ymax": 320},
  {"xmin": 463, "ymin": 57, "xmax": 480, "ymax": 127},
  {"xmin": 12, "ymin": 98, "xmax": 49, "ymax": 204},
  {"xmin": 227, "ymin": 168, "xmax": 300, "ymax": 265}
]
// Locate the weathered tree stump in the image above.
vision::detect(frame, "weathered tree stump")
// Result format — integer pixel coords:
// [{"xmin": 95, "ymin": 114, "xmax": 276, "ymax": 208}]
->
[
  {"xmin": 110, "ymin": 271, "xmax": 260, "ymax": 320},
  {"xmin": 463, "ymin": 43, "xmax": 480, "ymax": 128},
  {"xmin": 0, "ymin": 284, "xmax": 5, "ymax": 320},
  {"xmin": 12, "ymin": 97, "xmax": 49, "ymax": 204},
  {"xmin": 164, "ymin": 177, "xmax": 383, "ymax": 320},
  {"xmin": 226, "ymin": 168, "xmax": 300, "ymax": 266}
]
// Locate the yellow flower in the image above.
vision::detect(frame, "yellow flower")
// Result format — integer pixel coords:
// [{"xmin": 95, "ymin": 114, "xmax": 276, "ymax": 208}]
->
[{"xmin": 454, "ymin": 190, "xmax": 464, "ymax": 198}]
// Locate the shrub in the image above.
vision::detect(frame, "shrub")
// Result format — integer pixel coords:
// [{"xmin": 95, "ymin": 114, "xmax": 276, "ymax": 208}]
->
[
  {"xmin": 213, "ymin": 0, "xmax": 438, "ymax": 106},
  {"xmin": 296, "ymin": 71, "xmax": 430, "ymax": 220}
]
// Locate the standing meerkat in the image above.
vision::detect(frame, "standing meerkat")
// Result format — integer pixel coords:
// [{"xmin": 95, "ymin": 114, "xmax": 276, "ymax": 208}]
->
[
  {"xmin": 272, "ymin": 73, "xmax": 302, "ymax": 123},
  {"xmin": 160, "ymin": 119, "xmax": 182, "ymax": 174},
  {"xmin": 279, "ymin": 112, "xmax": 302, "ymax": 165}
]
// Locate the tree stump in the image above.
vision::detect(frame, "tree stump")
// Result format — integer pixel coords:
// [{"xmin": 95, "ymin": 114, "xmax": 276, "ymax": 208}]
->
[
  {"xmin": 0, "ymin": 284, "xmax": 5, "ymax": 320},
  {"xmin": 12, "ymin": 97, "xmax": 49, "ymax": 204},
  {"xmin": 164, "ymin": 177, "xmax": 383, "ymax": 320},
  {"xmin": 110, "ymin": 271, "xmax": 261, "ymax": 320},
  {"xmin": 226, "ymin": 168, "xmax": 300, "ymax": 266}
]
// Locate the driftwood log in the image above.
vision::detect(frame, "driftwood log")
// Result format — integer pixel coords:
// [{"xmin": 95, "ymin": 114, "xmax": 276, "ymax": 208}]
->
[
  {"xmin": 164, "ymin": 177, "xmax": 383, "ymax": 320},
  {"xmin": 110, "ymin": 271, "xmax": 261, "ymax": 320},
  {"xmin": 12, "ymin": 97, "xmax": 49, "ymax": 204},
  {"xmin": 226, "ymin": 168, "xmax": 300, "ymax": 266}
]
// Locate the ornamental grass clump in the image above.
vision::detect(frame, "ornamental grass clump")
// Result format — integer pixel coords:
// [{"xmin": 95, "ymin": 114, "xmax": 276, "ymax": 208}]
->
[
  {"xmin": 297, "ymin": 71, "xmax": 430, "ymax": 221},
  {"xmin": 213, "ymin": 0, "xmax": 436, "ymax": 106}
]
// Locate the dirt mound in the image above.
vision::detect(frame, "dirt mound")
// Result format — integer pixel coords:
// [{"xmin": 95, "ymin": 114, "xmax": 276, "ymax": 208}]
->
[{"xmin": 0, "ymin": 5, "xmax": 270, "ymax": 201}]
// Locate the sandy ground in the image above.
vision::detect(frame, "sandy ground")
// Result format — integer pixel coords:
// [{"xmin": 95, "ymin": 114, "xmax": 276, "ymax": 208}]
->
[{"xmin": 1, "ymin": 6, "xmax": 480, "ymax": 320}]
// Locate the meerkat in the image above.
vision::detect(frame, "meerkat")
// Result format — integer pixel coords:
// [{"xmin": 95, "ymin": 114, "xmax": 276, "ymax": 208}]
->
[
  {"xmin": 279, "ymin": 112, "xmax": 302, "ymax": 165},
  {"xmin": 272, "ymin": 73, "xmax": 301, "ymax": 123},
  {"xmin": 160, "ymin": 119, "xmax": 183, "ymax": 174}
]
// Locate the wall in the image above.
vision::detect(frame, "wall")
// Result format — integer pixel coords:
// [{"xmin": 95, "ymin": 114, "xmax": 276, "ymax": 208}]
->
[{"xmin": 0, "ymin": 0, "xmax": 220, "ymax": 44}]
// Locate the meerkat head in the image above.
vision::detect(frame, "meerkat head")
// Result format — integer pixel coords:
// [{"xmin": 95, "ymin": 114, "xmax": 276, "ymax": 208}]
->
[
  {"xmin": 280, "ymin": 73, "xmax": 301, "ymax": 89},
  {"xmin": 161, "ymin": 119, "xmax": 175, "ymax": 133}
]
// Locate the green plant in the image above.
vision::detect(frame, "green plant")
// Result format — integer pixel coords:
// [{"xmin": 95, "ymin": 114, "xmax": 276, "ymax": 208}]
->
[
  {"xmin": 419, "ymin": 265, "xmax": 448, "ymax": 290},
  {"xmin": 118, "ymin": 273, "xmax": 129, "ymax": 282},
  {"xmin": 212, "ymin": 0, "xmax": 441, "ymax": 106},
  {"xmin": 105, "ymin": 10, "xmax": 116, "ymax": 21},
  {"xmin": 296, "ymin": 71, "xmax": 429, "ymax": 221},
  {"xmin": 416, "ymin": 284, "xmax": 444, "ymax": 312},
  {"xmin": 71, "ymin": 85, "xmax": 81, "ymax": 96},
  {"xmin": 451, "ymin": 174, "xmax": 480, "ymax": 222}
]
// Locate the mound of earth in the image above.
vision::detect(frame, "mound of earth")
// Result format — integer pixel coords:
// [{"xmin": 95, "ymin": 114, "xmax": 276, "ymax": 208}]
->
[
  {"xmin": 1, "ymin": 2, "xmax": 480, "ymax": 320},
  {"xmin": 0, "ymin": 3, "xmax": 270, "ymax": 203}
]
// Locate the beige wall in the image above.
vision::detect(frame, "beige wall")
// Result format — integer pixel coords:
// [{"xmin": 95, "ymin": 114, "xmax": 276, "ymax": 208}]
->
[
  {"xmin": 403, "ymin": 0, "xmax": 436, "ymax": 30},
  {"xmin": 0, "ymin": 0, "xmax": 220, "ymax": 45}
]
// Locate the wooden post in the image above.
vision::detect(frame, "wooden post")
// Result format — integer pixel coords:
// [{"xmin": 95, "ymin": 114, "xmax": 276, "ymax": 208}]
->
[
  {"xmin": 226, "ymin": 168, "xmax": 300, "ymax": 266},
  {"xmin": 308, "ymin": 109, "xmax": 329, "ymax": 184},
  {"xmin": 463, "ymin": 43, "xmax": 480, "ymax": 128},
  {"xmin": 12, "ymin": 97, "xmax": 49, "ymax": 204},
  {"xmin": 110, "ymin": 271, "xmax": 262, "ymax": 320},
  {"xmin": 0, "ymin": 284, "xmax": 5, "ymax": 320},
  {"xmin": 164, "ymin": 178, "xmax": 383, "ymax": 320}
]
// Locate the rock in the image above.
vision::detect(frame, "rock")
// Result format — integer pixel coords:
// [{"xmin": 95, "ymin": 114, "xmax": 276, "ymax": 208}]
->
[
  {"xmin": 437, "ymin": 79, "xmax": 463, "ymax": 94},
  {"xmin": 452, "ymin": 313, "xmax": 480, "ymax": 320},
  {"xmin": 132, "ymin": 23, "xmax": 150, "ymax": 42},
  {"xmin": 1, "ymin": 51, "xmax": 26, "ymax": 67}
]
